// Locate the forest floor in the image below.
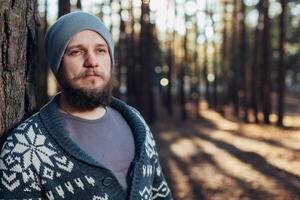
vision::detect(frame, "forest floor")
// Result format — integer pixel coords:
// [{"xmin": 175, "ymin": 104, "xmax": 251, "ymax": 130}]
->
[{"xmin": 151, "ymin": 93, "xmax": 300, "ymax": 200}]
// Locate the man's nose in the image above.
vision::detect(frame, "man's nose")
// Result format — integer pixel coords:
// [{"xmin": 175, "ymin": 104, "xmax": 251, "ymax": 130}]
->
[{"xmin": 84, "ymin": 51, "xmax": 98, "ymax": 68}]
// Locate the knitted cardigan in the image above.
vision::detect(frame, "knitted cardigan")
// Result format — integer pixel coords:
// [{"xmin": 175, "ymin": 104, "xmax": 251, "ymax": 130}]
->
[{"xmin": 0, "ymin": 95, "xmax": 172, "ymax": 200}]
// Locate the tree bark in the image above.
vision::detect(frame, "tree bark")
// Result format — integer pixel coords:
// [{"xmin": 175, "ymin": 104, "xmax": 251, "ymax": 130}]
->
[
  {"xmin": 219, "ymin": 0, "xmax": 229, "ymax": 115},
  {"xmin": 179, "ymin": 13, "xmax": 188, "ymax": 121},
  {"xmin": 209, "ymin": 5, "xmax": 218, "ymax": 109},
  {"xmin": 58, "ymin": 0, "xmax": 70, "ymax": 17},
  {"xmin": 138, "ymin": 0, "xmax": 155, "ymax": 123},
  {"xmin": 126, "ymin": 0, "xmax": 137, "ymax": 105},
  {"xmin": 194, "ymin": 19, "xmax": 201, "ymax": 117},
  {"xmin": 0, "ymin": 0, "xmax": 39, "ymax": 135},
  {"xmin": 240, "ymin": 0, "xmax": 249, "ymax": 122},
  {"xmin": 166, "ymin": 40, "xmax": 174, "ymax": 115},
  {"xmin": 109, "ymin": 0, "xmax": 114, "ymax": 32},
  {"xmin": 36, "ymin": 0, "xmax": 49, "ymax": 109},
  {"xmin": 277, "ymin": 0, "xmax": 286, "ymax": 126},
  {"xmin": 203, "ymin": 0, "xmax": 210, "ymax": 107},
  {"xmin": 261, "ymin": 0, "xmax": 271, "ymax": 123},
  {"xmin": 251, "ymin": 1, "xmax": 262, "ymax": 123},
  {"xmin": 165, "ymin": 0, "xmax": 176, "ymax": 116},
  {"xmin": 230, "ymin": 0, "xmax": 240, "ymax": 115},
  {"xmin": 114, "ymin": 0, "xmax": 126, "ymax": 98},
  {"xmin": 76, "ymin": 0, "xmax": 82, "ymax": 9}
]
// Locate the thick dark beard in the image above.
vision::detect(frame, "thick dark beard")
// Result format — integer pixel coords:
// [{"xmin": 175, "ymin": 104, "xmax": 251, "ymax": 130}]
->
[{"xmin": 57, "ymin": 69, "xmax": 113, "ymax": 110}]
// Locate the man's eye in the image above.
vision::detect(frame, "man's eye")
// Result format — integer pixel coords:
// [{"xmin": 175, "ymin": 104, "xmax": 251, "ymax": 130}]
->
[
  {"xmin": 70, "ymin": 50, "xmax": 82, "ymax": 55},
  {"xmin": 97, "ymin": 49, "xmax": 107, "ymax": 53}
]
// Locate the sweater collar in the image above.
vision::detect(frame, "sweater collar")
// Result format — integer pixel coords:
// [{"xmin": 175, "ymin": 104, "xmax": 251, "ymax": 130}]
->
[{"xmin": 38, "ymin": 94, "xmax": 146, "ymax": 168}]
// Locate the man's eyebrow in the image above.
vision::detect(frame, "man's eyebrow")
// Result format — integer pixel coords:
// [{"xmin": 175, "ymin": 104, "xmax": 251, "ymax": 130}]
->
[
  {"xmin": 95, "ymin": 43, "xmax": 108, "ymax": 48},
  {"xmin": 66, "ymin": 44, "xmax": 84, "ymax": 51},
  {"xmin": 66, "ymin": 43, "xmax": 108, "ymax": 51}
]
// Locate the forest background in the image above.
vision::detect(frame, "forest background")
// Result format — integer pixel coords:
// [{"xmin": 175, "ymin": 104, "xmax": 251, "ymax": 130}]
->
[{"xmin": 1, "ymin": 0, "xmax": 300, "ymax": 199}]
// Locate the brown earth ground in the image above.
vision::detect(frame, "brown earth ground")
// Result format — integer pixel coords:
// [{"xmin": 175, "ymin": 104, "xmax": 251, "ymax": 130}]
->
[{"xmin": 151, "ymin": 93, "xmax": 300, "ymax": 200}]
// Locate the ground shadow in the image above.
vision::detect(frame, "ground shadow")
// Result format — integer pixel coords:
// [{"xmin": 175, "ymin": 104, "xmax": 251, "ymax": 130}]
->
[
  {"xmin": 189, "ymin": 126, "xmax": 300, "ymax": 198},
  {"xmin": 154, "ymin": 122, "xmax": 275, "ymax": 200}
]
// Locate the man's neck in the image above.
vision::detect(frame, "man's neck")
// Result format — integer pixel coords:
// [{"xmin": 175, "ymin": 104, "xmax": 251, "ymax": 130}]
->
[{"xmin": 58, "ymin": 94, "xmax": 106, "ymax": 120}]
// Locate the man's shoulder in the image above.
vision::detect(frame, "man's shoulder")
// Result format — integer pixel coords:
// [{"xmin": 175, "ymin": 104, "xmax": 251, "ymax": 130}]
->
[
  {"xmin": 111, "ymin": 97, "xmax": 141, "ymax": 115},
  {"xmin": 0, "ymin": 113, "xmax": 45, "ymax": 153},
  {"xmin": 2, "ymin": 112, "xmax": 40, "ymax": 136}
]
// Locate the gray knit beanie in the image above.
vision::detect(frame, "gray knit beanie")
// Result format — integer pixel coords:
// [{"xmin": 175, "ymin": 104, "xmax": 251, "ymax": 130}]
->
[{"xmin": 45, "ymin": 11, "xmax": 114, "ymax": 74}]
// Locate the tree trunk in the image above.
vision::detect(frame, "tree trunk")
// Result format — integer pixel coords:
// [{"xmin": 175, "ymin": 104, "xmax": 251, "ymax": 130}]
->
[
  {"xmin": 114, "ymin": 0, "xmax": 126, "ymax": 98},
  {"xmin": 230, "ymin": 0, "xmax": 240, "ymax": 115},
  {"xmin": 250, "ymin": 1, "xmax": 262, "ymax": 123},
  {"xmin": 138, "ymin": 0, "xmax": 155, "ymax": 123},
  {"xmin": 209, "ymin": 5, "xmax": 218, "ymax": 109},
  {"xmin": 203, "ymin": 0, "xmax": 210, "ymax": 107},
  {"xmin": 58, "ymin": 0, "xmax": 70, "ymax": 17},
  {"xmin": 194, "ymin": 21, "xmax": 201, "ymax": 117},
  {"xmin": 219, "ymin": 0, "xmax": 229, "ymax": 115},
  {"xmin": 109, "ymin": 0, "xmax": 114, "ymax": 32},
  {"xmin": 76, "ymin": 0, "xmax": 82, "ymax": 9},
  {"xmin": 179, "ymin": 14, "xmax": 188, "ymax": 121},
  {"xmin": 277, "ymin": 0, "xmax": 286, "ymax": 126},
  {"xmin": 0, "ymin": 0, "xmax": 38, "ymax": 135},
  {"xmin": 261, "ymin": 0, "xmax": 271, "ymax": 123},
  {"xmin": 240, "ymin": 0, "xmax": 249, "ymax": 122},
  {"xmin": 165, "ymin": 0, "xmax": 176, "ymax": 116},
  {"xmin": 166, "ymin": 41, "xmax": 174, "ymax": 115},
  {"xmin": 126, "ymin": 0, "xmax": 136, "ymax": 105},
  {"xmin": 36, "ymin": 0, "xmax": 49, "ymax": 109}
]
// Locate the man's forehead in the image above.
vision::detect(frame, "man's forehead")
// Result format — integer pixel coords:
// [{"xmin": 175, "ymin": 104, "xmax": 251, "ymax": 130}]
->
[{"xmin": 68, "ymin": 30, "xmax": 108, "ymax": 46}]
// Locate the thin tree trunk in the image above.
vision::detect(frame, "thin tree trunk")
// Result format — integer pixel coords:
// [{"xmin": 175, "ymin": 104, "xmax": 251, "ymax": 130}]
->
[
  {"xmin": 203, "ymin": 0, "xmax": 210, "ymax": 107},
  {"xmin": 212, "ymin": 43, "xmax": 218, "ymax": 109},
  {"xmin": 261, "ymin": 0, "xmax": 271, "ymax": 123},
  {"xmin": 139, "ymin": 0, "xmax": 155, "ymax": 122},
  {"xmin": 277, "ymin": 0, "xmax": 286, "ymax": 126},
  {"xmin": 219, "ymin": 0, "xmax": 228, "ymax": 115},
  {"xmin": 126, "ymin": 0, "xmax": 136, "ymax": 105},
  {"xmin": 58, "ymin": 0, "xmax": 70, "ymax": 17},
  {"xmin": 166, "ymin": 42, "xmax": 173, "ymax": 115},
  {"xmin": 251, "ymin": 1, "xmax": 262, "ymax": 123},
  {"xmin": 209, "ymin": 5, "xmax": 218, "ymax": 109},
  {"xmin": 0, "ymin": 0, "xmax": 38, "ymax": 135},
  {"xmin": 165, "ymin": 0, "xmax": 176, "ymax": 116},
  {"xmin": 194, "ymin": 20, "xmax": 201, "ymax": 117},
  {"xmin": 230, "ymin": 0, "xmax": 240, "ymax": 115},
  {"xmin": 36, "ymin": 0, "xmax": 49, "ymax": 108},
  {"xmin": 115, "ymin": 0, "xmax": 126, "ymax": 98},
  {"xmin": 240, "ymin": 0, "xmax": 249, "ymax": 122},
  {"xmin": 179, "ymin": 13, "xmax": 188, "ymax": 120},
  {"xmin": 109, "ymin": 0, "xmax": 114, "ymax": 32},
  {"xmin": 76, "ymin": 0, "xmax": 82, "ymax": 9}
]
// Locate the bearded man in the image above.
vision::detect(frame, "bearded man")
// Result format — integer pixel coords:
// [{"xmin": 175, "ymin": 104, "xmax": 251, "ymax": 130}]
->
[{"xmin": 0, "ymin": 11, "xmax": 172, "ymax": 200}]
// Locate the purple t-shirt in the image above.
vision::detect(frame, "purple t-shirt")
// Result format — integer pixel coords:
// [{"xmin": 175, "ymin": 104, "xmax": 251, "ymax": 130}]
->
[{"xmin": 58, "ymin": 106, "xmax": 135, "ymax": 190}]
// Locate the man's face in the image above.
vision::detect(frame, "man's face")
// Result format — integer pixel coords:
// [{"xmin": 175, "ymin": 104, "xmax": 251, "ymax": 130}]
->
[
  {"xmin": 58, "ymin": 30, "xmax": 113, "ymax": 110},
  {"xmin": 61, "ymin": 30, "xmax": 111, "ymax": 91}
]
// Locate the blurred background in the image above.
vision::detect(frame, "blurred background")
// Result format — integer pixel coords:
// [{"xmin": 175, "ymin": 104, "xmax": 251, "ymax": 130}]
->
[
  {"xmin": 2, "ymin": 0, "xmax": 300, "ymax": 199},
  {"xmin": 38, "ymin": 0, "xmax": 300, "ymax": 127}
]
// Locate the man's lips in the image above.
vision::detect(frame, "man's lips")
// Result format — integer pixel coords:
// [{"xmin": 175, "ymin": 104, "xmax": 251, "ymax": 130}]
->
[
  {"xmin": 85, "ymin": 72, "xmax": 97, "ymax": 77},
  {"xmin": 74, "ymin": 69, "xmax": 106, "ymax": 80}
]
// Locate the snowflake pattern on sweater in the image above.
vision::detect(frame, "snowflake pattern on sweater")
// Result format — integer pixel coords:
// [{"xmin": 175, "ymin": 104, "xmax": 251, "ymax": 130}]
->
[
  {"xmin": 0, "ymin": 119, "xmax": 74, "ymax": 194},
  {"xmin": 0, "ymin": 96, "xmax": 172, "ymax": 200},
  {"xmin": 130, "ymin": 108, "xmax": 171, "ymax": 199}
]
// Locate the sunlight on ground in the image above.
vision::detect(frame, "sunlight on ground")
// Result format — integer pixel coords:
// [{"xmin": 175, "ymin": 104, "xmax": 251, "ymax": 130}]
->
[
  {"xmin": 190, "ymin": 136, "xmax": 282, "ymax": 196},
  {"xmin": 160, "ymin": 131, "xmax": 179, "ymax": 141},
  {"xmin": 200, "ymin": 110, "xmax": 239, "ymax": 132},
  {"xmin": 166, "ymin": 159, "xmax": 197, "ymax": 199},
  {"xmin": 170, "ymin": 139, "xmax": 199, "ymax": 161},
  {"xmin": 154, "ymin": 106, "xmax": 300, "ymax": 200}
]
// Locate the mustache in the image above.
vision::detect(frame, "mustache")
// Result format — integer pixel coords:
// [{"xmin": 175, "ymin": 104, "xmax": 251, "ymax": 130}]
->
[{"xmin": 73, "ymin": 69, "xmax": 106, "ymax": 80}]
